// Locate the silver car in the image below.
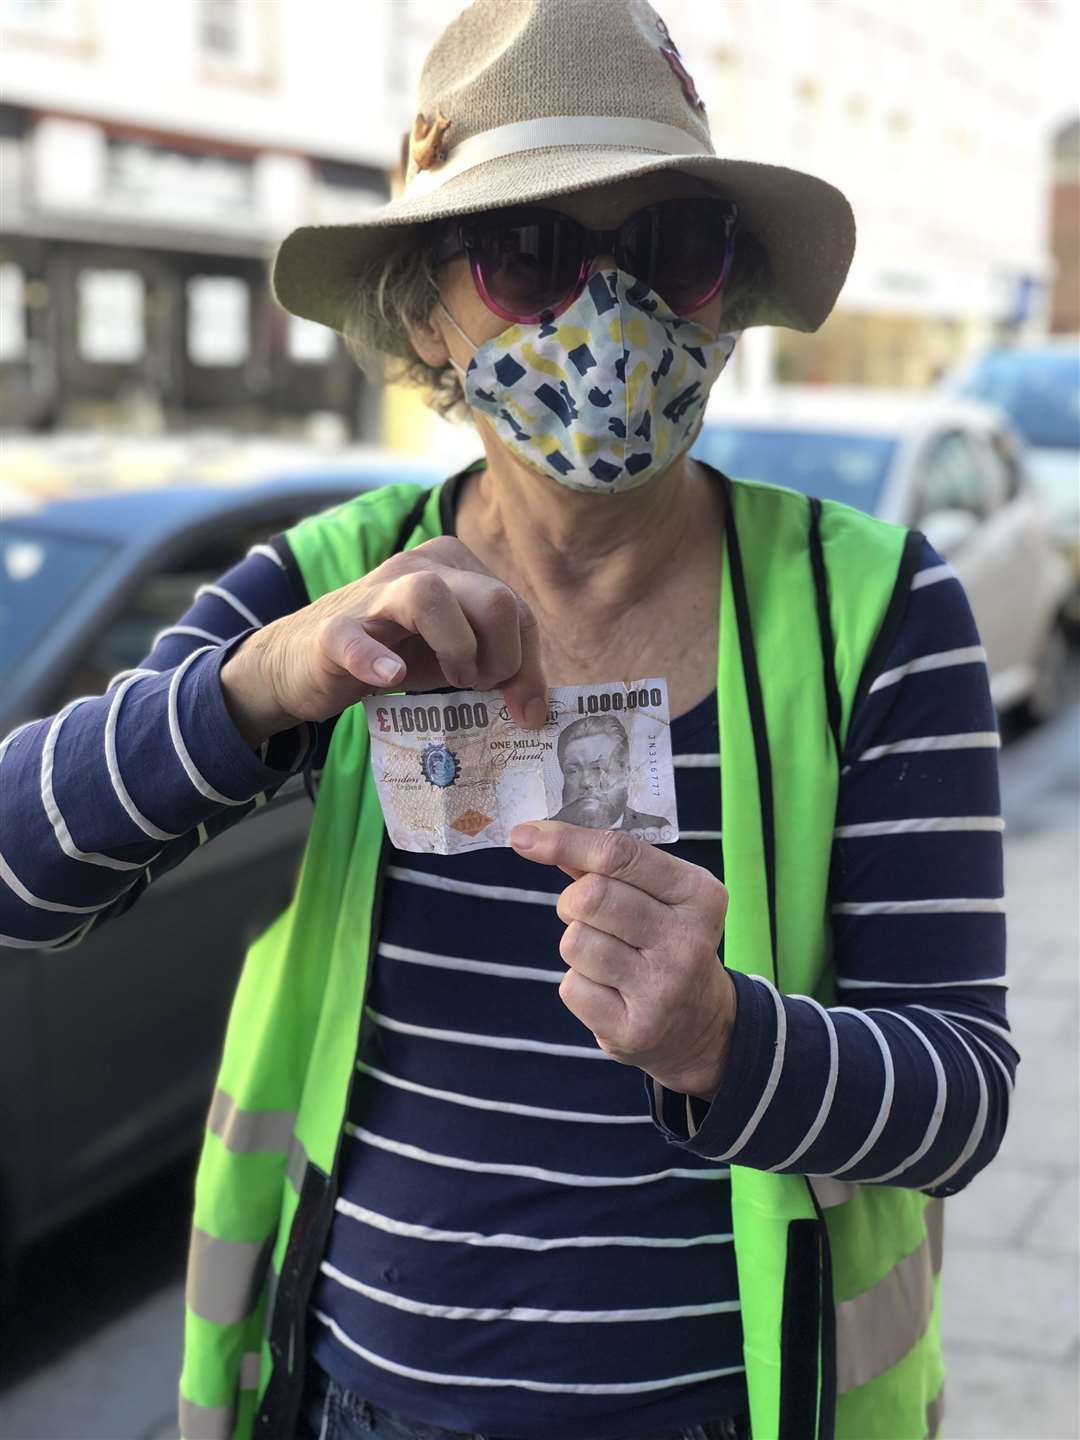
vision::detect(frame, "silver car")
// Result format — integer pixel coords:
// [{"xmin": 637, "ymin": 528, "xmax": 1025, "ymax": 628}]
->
[
  {"xmin": 693, "ymin": 390, "xmax": 1073, "ymax": 722},
  {"xmin": 946, "ymin": 338, "xmax": 1080, "ymax": 631}
]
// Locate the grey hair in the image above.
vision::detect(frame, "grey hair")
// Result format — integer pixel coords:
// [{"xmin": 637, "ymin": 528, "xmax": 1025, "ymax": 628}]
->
[
  {"xmin": 341, "ymin": 225, "xmax": 467, "ymax": 418},
  {"xmin": 339, "ymin": 215, "xmax": 773, "ymax": 417},
  {"xmin": 557, "ymin": 713, "xmax": 630, "ymax": 768}
]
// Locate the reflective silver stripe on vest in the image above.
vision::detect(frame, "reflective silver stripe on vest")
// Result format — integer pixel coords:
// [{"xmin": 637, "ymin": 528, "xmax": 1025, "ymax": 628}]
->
[
  {"xmin": 178, "ymin": 1354, "xmax": 260, "ymax": 1440},
  {"xmin": 925, "ymin": 1382, "xmax": 945, "ymax": 1438},
  {"xmin": 809, "ymin": 1175, "xmax": 854, "ymax": 1209},
  {"xmin": 207, "ymin": 1088, "xmax": 296, "ymax": 1155},
  {"xmin": 186, "ymin": 1226, "xmax": 274, "ymax": 1326},
  {"xmin": 241, "ymin": 1348, "xmax": 261, "ymax": 1389},
  {"xmin": 178, "ymin": 1392, "xmax": 234, "ymax": 1440},
  {"xmin": 836, "ymin": 1228, "xmax": 940, "ymax": 1394},
  {"xmin": 287, "ymin": 1131, "xmax": 310, "ymax": 1195},
  {"xmin": 925, "ymin": 1197, "xmax": 944, "ymax": 1275}
]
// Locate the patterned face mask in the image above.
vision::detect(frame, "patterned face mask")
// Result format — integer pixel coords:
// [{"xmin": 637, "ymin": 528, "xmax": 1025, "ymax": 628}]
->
[{"xmin": 444, "ymin": 269, "xmax": 737, "ymax": 495}]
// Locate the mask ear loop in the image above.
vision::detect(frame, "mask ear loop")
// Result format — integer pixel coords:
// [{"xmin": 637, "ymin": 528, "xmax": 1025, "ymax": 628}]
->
[
  {"xmin": 434, "ymin": 280, "xmax": 480, "ymax": 371},
  {"xmin": 437, "ymin": 298, "xmax": 475, "ymax": 347},
  {"xmin": 420, "ymin": 263, "xmax": 476, "ymax": 380},
  {"xmin": 436, "ymin": 298, "xmax": 478, "ymax": 380}
]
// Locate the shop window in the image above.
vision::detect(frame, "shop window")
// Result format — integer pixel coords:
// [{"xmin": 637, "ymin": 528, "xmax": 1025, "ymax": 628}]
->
[
  {"xmin": 287, "ymin": 313, "xmax": 336, "ymax": 365},
  {"xmin": 187, "ymin": 275, "xmax": 249, "ymax": 367},
  {"xmin": 77, "ymin": 268, "xmax": 144, "ymax": 364},
  {"xmin": 108, "ymin": 139, "xmax": 253, "ymax": 225},
  {"xmin": 0, "ymin": 263, "xmax": 27, "ymax": 361}
]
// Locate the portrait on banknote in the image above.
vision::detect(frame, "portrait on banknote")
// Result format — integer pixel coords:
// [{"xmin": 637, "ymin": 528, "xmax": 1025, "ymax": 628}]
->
[
  {"xmin": 550, "ymin": 713, "xmax": 673, "ymax": 838},
  {"xmin": 364, "ymin": 679, "xmax": 678, "ymax": 855}
]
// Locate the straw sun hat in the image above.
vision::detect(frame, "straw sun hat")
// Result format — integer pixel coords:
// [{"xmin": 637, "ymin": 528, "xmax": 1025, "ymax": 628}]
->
[{"xmin": 272, "ymin": 0, "xmax": 855, "ymax": 340}]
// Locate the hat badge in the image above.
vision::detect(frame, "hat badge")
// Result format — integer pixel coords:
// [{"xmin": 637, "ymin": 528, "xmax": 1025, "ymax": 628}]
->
[
  {"xmin": 410, "ymin": 110, "xmax": 452, "ymax": 173},
  {"xmin": 654, "ymin": 16, "xmax": 705, "ymax": 114}
]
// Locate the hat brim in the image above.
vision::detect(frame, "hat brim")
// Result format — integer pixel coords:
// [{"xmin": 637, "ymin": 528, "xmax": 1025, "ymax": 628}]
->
[{"xmin": 272, "ymin": 146, "xmax": 855, "ymax": 337}]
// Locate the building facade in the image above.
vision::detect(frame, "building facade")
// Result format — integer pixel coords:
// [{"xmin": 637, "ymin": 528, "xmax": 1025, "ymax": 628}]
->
[
  {"xmin": 0, "ymin": 0, "xmax": 1069, "ymax": 450},
  {"xmin": 657, "ymin": 0, "xmax": 1063, "ymax": 391},
  {"xmin": 0, "ymin": 0, "xmax": 403, "ymax": 437}
]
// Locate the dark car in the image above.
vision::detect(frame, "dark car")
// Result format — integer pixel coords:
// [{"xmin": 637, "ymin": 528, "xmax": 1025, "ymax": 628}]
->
[{"xmin": 0, "ymin": 461, "xmax": 439, "ymax": 1255}]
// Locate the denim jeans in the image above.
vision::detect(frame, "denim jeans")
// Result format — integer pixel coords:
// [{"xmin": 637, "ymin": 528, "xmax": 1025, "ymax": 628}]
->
[{"xmin": 297, "ymin": 1360, "xmax": 752, "ymax": 1440}]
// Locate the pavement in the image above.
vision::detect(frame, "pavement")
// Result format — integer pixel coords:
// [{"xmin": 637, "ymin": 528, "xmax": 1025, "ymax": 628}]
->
[
  {"xmin": 1, "ymin": 701, "xmax": 1077, "ymax": 1440},
  {"xmin": 941, "ymin": 700, "xmax": 1080, "ymax": 1439}
]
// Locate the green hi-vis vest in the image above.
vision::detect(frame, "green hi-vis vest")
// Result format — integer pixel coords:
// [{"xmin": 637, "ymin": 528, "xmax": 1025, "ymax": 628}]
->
[{"xmin": 179, "ymin": 472, "xmax": 945, "ymax": 1440}]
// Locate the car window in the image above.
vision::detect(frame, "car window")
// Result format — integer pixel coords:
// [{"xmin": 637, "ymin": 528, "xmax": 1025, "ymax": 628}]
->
[
  {"xmin": 54, "ymin": 513, "xmax": 309, "ymax": 707},
  {"xmin": 0, "ymin": 524, "xmax": 119, "ymax": 685},
  {"xmin": 692, "ymin": 426, "xmax": 897, "ymax": 514},
  {"xmin": 982, "ymin": 427, "xmax": 1024, "ymax": 505},
  {"xmin": 916, "ymin": 431, "xmax": 989, "ymax": 520},
  {"xmin": 957, "ymin": 350, "xmax": 1080, "ymax": 450}
]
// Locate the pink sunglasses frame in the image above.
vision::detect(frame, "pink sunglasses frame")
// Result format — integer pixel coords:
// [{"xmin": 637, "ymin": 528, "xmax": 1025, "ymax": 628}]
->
[{"xmin": 435, "ymin": 198, "xmax": 740, "ymax": 326}]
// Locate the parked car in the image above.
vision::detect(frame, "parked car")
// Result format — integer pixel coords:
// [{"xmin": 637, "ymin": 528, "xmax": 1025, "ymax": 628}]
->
[
  {"xmin": 945, "ymin": 338, "xmax": 1080, "ymax": 631},
  {"xmin": 0, "ymin": 459, "xmax": 440, "ymax": 1256},
  {"xmin": 693, "ymin": 391, "xmax": 1073, "ymax": 721}
]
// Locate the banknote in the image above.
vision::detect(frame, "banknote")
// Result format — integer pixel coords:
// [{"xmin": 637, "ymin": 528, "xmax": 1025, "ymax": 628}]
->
[{"xmin": 363, "ymin": 678, "xmax": 678, "ymax": 855}]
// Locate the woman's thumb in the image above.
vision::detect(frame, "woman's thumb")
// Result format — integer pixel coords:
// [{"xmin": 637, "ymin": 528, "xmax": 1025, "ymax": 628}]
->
[{"xmin": 322, "ymin": 616, "xmax": 405, "ymax": 688}]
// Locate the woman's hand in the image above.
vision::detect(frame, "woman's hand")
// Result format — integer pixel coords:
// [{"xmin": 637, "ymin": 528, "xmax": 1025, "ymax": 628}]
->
[
  {"xmin": 221, "ymin": 537, "xmax": 547, "ymax": 746},
  {"xmin": 510, "ymin": 821, "xmax": 736, "ymax": 1102}
]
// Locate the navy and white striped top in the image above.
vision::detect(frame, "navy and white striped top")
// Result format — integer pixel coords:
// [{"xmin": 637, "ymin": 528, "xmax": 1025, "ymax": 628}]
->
[
  {"xmin": 0, "ymin": 487, "xmax": 1017, "ymax": 1437},
  {"xmin": 310, "ymin": 700, "xmax": 748, "ymax": 1437}
]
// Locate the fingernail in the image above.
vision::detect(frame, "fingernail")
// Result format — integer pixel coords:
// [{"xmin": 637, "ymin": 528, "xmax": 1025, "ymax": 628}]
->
[
  {"xmin": 510, "ymin": 824, "xmax": 538, "ymax": 851},
  {"xmin": 373, "ymin": 656, "xmax": 403, "ymax": 682},
  {"xmin": 524, "ymin": 697, "xmax": 547, "ymax": 729}
]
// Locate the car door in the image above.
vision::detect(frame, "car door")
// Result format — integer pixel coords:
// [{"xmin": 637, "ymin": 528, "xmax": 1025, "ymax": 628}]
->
[
  {"xmin": 972, "ymin": 422, "xmax": 1068, "ymax": 696},
  {"xmin": 29, "ymin": 514, "xmax": 317, "ymax": 1232},
  {"xmin": 909, "ymin": 427, "xmax": 1009, "ymax": 694}
]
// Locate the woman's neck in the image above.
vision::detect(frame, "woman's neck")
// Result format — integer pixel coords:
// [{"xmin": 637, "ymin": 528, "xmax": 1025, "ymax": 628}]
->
[{"xmin": 456, "ymin": 423, "xmax": 721, "ymax": 621}]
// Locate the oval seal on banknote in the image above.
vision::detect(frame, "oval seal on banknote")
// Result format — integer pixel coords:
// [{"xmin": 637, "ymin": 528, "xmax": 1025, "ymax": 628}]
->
[{"xmin": 420, "ymin": 742, "xmax": 460, "ymax": 789}]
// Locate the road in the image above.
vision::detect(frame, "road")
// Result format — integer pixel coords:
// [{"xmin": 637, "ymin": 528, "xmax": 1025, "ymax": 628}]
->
[{"xmin": 1, "ymin": 698, "xmax": 1077, "ymax": 1440}]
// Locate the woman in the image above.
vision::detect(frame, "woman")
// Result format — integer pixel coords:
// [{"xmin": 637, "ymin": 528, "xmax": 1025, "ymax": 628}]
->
[{"xmin": 0, "ymin": 3, "xmax": 1016, "ymax": 1438}]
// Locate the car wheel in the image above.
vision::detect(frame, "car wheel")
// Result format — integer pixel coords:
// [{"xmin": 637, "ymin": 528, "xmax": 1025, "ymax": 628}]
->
[{"xmin": 1022, "ymin": 619, "xmax": 1070, "ymax": 727}]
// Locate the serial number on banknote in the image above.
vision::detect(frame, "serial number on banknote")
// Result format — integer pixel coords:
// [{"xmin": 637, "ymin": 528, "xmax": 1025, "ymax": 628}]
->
[{"xmin": 363, "ymin": 679, "xmax": 679, "ymax": 855}]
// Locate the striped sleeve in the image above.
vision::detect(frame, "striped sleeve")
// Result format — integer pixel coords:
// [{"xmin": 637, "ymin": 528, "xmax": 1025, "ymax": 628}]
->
[
  {"xmin": 0, "ymin": 539, "xmax": 330, "ymax": 951},
  {"xmin": 651, "ymin": 539, "xmax": 1018, "ymax": 1196}
]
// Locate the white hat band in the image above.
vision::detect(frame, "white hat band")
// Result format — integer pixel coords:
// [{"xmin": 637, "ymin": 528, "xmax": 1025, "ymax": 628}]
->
[{"xmin": 405, "ymin": 115, "xmax": 711, "ymax": 199}]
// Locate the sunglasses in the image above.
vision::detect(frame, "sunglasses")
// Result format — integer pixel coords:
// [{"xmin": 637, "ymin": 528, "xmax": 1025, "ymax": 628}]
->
[{"xmin": 434, "ymin": 196, "xmax": 739, "ymax": 325}]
